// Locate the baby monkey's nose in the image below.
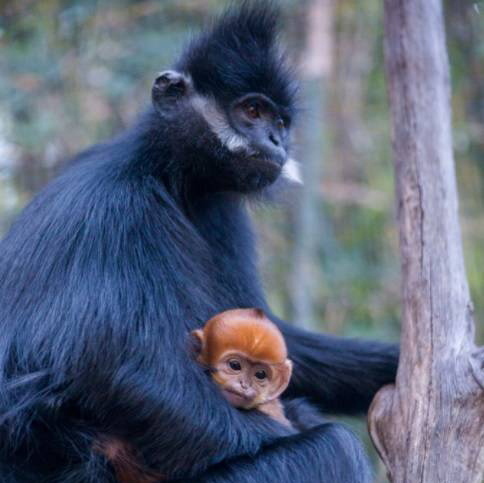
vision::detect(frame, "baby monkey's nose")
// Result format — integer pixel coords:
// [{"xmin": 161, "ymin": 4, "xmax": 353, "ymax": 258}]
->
[{"xmin": 239, "ymin": 379, "xmax": 249, "ymax": 390}]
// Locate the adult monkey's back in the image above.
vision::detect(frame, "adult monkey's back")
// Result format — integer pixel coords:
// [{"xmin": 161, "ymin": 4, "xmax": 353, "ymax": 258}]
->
[{"xmin": 0, "ymin": 3, "xmax": 397, "ymax": 482}]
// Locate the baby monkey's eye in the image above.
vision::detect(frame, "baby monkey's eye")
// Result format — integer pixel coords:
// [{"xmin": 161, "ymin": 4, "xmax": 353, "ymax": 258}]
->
[
  {"xmin": 229, "ymin": 360, "xmax": 242, "ymax": 371},
  {"xmin": 255, "ymin": 370, "xmax": 267, "ymax": 380}
]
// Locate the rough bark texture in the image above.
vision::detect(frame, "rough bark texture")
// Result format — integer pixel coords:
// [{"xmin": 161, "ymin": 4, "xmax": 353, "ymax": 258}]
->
[{"xmin": 368, "ymin": 1, "xmax": 484, "ymax": 482}]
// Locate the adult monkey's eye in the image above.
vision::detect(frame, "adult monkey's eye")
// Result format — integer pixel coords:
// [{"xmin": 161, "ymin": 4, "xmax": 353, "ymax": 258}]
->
[
  {"xmin": 246, "ymin": 102, "xmax": 260, "ymax": 119},
  {"xmin": 255, "ymin": 370, "xmax": 267, "ymax": 380},
  {"xmin": 229, "ymin": 360, "xmax": 242, "ymax": 371}
]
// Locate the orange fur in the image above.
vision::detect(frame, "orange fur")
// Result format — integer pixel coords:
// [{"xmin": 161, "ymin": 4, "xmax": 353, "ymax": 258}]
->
[
  {"xmin": 94, "ymin": 437, "xmax": 163, "ymax": 483},
  {"xmin": 197, "ymin": 308, "xmax": 288, "ymax": 366}
]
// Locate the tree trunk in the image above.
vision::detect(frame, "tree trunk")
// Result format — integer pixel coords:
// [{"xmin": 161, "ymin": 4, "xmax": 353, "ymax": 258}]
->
[{"xmin": 368, "ymin": 1, "xmax": 484, "ymax": 482}]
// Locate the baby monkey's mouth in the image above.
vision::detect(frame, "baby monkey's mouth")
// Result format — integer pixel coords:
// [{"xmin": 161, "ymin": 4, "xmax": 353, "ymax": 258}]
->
[{"xmin": 222, "ymin": 388, "xmax": 254, "ymax": 408}]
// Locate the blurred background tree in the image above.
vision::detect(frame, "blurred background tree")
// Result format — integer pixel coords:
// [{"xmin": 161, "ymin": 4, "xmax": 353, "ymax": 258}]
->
[{"xmin": 0, "ymin": 1, "xmax": 482, "ymax": 480}]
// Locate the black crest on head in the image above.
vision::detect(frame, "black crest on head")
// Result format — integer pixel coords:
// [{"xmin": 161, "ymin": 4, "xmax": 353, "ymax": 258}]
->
[{"xmin": 176, "ymin": 1, "xmax": 297, "ymax": 112}]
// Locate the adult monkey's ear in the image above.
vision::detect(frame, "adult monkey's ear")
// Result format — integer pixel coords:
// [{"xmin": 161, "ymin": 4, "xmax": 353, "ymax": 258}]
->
[{"xmin": 152, "ymin": 70, "xmax": 192, "ymax": 112}]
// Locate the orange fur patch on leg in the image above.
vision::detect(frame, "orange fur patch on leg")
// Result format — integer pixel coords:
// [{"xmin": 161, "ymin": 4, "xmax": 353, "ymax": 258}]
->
[{"xmin": 94, "ymin": 436, "xmax": 164, "ymax": 483}]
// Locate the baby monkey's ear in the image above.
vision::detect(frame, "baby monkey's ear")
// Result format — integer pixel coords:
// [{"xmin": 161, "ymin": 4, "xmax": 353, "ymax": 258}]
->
[
  {"xmin": 267, "ymin": 359, "xmax": 293, "ymax": 401},
  {"xmin": 191, "ymin": 329, "xmax": 206, "ymax": 363}
]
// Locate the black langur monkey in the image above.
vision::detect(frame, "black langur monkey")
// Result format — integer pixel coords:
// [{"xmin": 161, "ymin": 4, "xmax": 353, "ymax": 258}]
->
[{"xmin": 0, "ymin": 3, "xmax": 397, "ymax": 482}]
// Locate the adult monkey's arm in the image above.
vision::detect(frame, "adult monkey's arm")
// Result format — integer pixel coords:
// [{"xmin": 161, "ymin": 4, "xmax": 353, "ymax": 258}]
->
[{"xmin": 277, "ymin": 318, "xmax": 399, "ymax": 414}]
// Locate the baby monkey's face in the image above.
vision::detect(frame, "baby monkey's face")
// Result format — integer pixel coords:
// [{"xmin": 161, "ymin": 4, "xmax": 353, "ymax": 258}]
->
[
  {"xmin": 212, "ymin": 352, "xmax": 278, "ymax": 409},
  {"xmin": 192, "ymin": 308, "xmax": 293, "ymax": 411}
]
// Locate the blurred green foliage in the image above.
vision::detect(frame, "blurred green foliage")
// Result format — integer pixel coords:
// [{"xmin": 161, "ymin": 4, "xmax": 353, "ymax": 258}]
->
[{"xmin": 0, "ymin": 1, "xmax": 482, "ymax": 478}]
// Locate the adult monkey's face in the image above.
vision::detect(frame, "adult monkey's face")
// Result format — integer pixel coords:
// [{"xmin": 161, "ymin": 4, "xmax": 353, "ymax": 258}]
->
[
  {"xmin": 151, "ymin": 2, "xmax": 300, "ymax": 193},
  {"xmin": 227, "ymin": 92, "xmax": 291, "ymax": 175}
]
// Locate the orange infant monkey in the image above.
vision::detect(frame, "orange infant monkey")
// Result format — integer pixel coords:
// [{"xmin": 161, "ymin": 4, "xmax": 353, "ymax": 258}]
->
[{"xmin": 192, "ymin": 308, "xmax": 293, "ymax": 426}]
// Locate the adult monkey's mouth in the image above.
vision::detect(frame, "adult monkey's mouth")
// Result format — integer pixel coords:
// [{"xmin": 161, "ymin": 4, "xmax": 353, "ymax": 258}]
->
[
  {"xmin": 251, "ymin": 156, "xmax": 284, "ymax": 169},
  {"xmin": 247, "ymin": 148, "xmax": 286, "ymax": 168},
  {"xmin": 243, "ymin": 153, "xmax": 285, "ymax": 179}
]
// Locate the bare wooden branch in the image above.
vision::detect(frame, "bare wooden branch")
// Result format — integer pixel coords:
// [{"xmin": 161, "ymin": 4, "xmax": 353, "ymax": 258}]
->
[{"xmin": 368, "ymin": 1, "xmax": 484, "ymax": 482}]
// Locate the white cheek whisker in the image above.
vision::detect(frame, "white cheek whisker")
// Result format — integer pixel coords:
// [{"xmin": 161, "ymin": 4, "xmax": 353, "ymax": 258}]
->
[
  {"xmin": 191, "ymin": 94, "xmax": 251, "ymax": 153},
  {"xmin": 225, "ymin": 134, "xmax": 248, "ymax": 152},
  {"xmin": 282, "ymin": 158, "xmax": 303, "ymax": 184}
]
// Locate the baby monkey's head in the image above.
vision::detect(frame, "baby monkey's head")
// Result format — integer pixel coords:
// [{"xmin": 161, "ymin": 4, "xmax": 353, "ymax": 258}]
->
[{"xmin": 192, "ymin": 308, "xmax": 292, "ymax": 410}]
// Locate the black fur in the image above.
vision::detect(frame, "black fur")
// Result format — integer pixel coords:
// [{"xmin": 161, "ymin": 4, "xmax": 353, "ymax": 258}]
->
[
  {"xmin": 176, "ymin": 2, "xmax": 297, "ymax": 111},
  {"xmin": 0, "ymin": 2, "xmax": 397, "ymax": 482}
]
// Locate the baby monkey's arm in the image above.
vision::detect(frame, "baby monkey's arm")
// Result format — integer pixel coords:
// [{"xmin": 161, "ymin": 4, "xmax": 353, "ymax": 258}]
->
[{"xmin": 257, "ymin": 399, "xmax": 292, "ymax": 427}]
